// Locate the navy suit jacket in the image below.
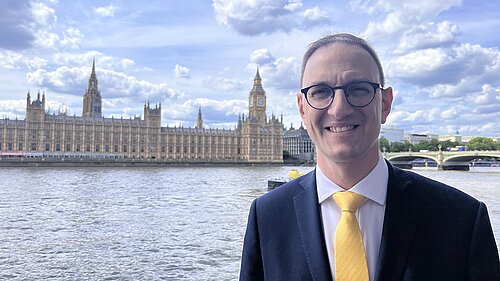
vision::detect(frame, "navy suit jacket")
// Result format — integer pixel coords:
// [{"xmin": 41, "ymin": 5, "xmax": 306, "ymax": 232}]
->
[{"xmin": 239, "ymin": 162, "xmax": 500, "ymax": 280}]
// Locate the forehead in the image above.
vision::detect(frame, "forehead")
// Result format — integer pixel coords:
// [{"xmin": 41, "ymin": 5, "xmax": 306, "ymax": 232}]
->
[{"xmin": 302, "ymin": 43, "xmax": 380, "ymax": 86}]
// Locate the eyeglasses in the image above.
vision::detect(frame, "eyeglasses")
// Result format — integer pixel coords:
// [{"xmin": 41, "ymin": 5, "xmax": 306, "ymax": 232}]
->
[{"xmin": 301, "ymin": 80, "xmax": 382, "ymax": 110}]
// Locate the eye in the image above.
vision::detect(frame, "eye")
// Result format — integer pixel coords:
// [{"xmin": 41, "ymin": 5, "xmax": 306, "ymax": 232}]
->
[
  {"xmin": 308, "ymin": 86, "xmax": 332, "ymax": 100},
  {"xmin": 347, "ymin": 83, "xmax": 372, "ymax": 97}
]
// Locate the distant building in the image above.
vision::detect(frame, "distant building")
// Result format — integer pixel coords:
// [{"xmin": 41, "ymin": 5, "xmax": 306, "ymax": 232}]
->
[
  {"xmin": 439, "ymin": 133, "xmax": 463, "ymax": 143},
  {"xmin": 439, "ymin": 134, "xmax": 499, "ymax": 143},
  {"xmin": 283, "ymin": 123, "xmax": 315, "ymax": 161},
  {"xmin": 404, "ymin": 133, "xmax": 439, "ymax": 145},
  {"xmin": 379, "ymin": 126, "xmax": 404, "ymax": 143},
  {"xmin": 0, "ymin": 63, "xmax": 283, "ymax": 163}
]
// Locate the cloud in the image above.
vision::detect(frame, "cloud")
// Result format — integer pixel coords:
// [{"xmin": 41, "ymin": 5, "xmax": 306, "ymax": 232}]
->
[
  {"xmin": 0, "ymin": 51, "xmax": 48, "ymax": 70},
  {"xmin": 0, "ymin": 0, "xmax": 35, "ymax": 50},
  {"xmin": 247, "ymin": 49, "xmax": 300, "ymax": 90},
  {"xmin": 161, "ymin": 97, "xmax": 247, "ymax": 128},
  {"xmin": 0, "ymin": 0, "xmax": 82, "ymax": 51},
  {"xmin": 249, "ymin": 49, "xmax": 276, "ymax": 65},
  {"xmin": 204, "ymin": 76, "xmax": 245, "ymax": 92},
  {"xmin": 0, "ymin": 100, "xmax": 27, "ymax": 119},
  {"xmin": 34, "ymin": 30, "xmax": 60, "ymax": 49},
  {"xmin": 32, "ymin": 1, "xmax": 57, "ymax": 28},
  {"xmin": 60, "ymin": 27, "xmax": 84, "ymax": 49},
  {"xmin": 361, "ymin": 0, "xmax": 462, "ymax": 39},
  {"xmin": 302, "ymin": 6, "xmax": 329, "ymax": 22},
  {"xmin": 212, "ymin": 0, "xmax": 330, "ymax": 36},
  {"xmin": 395, "ymin": 21, "xmax": 460, "ymax": 53},
  {"xmin": 52, "ymin": 52, "xmax": 136, "ymax": 72},
  {"xmin": 386, "ymin": 43, "xmax": 500, "ymax": 94},
  {"xmin": 174, "ymin": 64, "xmax": 191, "ymax": 79},
  {"xmin": 94, "ymin": 5, "xmax": 118, "ymax": 17},
  {"xmin": 471, "ymin": 84, "xmax": 500, "ymax": 105},
  {"xmin": 30, "ymin": 2, "xmax": 59, "ymax": 49},
  {"xmin": 440, "ymin": 106, "xmax": 460, "ymax": 119},
  {"xmin": 25, "ymin": 65, "xmax": 182, "ymax": 104},
  {"xmin": 385, "ymin": 85, "xmax": 500, "ymax": 137}
]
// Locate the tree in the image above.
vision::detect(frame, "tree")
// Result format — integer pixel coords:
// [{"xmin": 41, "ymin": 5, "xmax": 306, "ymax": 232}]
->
[
  {"xmin": 467, "ymin": 137, "xmax": 496, "ymax": 151},
  {"xmin": 390, "ymin": 141, "xmax": 414, "ymax": 152},
  {"xmin": 438, "ymin": 140, "xmax": 460, "ymax": 151},
  {"xmin": 379, "ymin": 137, "xmax": 390, "ymax": 153}
]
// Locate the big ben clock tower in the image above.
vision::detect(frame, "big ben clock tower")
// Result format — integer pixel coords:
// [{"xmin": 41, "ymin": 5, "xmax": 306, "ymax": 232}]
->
[{"xmin": 248, "ymin": 68, "xmax": 267, "ymax": 124}]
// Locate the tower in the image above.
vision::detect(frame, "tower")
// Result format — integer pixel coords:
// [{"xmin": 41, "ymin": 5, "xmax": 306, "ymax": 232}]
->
[
  {"xmin": 144, "ymin": 102, "xmax": 161, "ymax": 128},
  {"xmin": 196, "ymin": 107, "xmax": 203, "ymax": 129},
  {"xmin": 248, "ymin": 68, "xmax": 267, "ymax": 124},
  {"xmin": 26, "ymin": 90, "xmax": 46, "ymax": 121},
  {"xmin": 82, "ymin": 59, "xmax": 102, "ymax": 117}
]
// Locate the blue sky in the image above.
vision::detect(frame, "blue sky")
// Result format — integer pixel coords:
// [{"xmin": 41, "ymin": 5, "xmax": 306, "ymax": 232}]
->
[{"xmin": 0, "ymin": 0, "xmax": 499, "ymax": 136}]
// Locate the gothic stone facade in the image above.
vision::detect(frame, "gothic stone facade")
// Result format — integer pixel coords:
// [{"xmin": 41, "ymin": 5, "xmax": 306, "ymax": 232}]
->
[
  {"xmin": 0, "ymin": 64, "xmax": 283, "ymax": 163},
  {"xmin": 283, "ymin": 124, "xmax": 315, "ymax": 161}
]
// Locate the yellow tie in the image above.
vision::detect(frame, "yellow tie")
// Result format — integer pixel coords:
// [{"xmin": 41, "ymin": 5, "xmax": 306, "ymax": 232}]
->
[{"xmin": 333, "ymin": 192, "xmax": 369, "ymax": 281}]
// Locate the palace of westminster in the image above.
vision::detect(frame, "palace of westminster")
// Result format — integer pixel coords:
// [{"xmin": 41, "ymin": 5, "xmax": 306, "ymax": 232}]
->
[{"xmin": 0, "ymin": 62, "xmax": 285, "ymax": 163}]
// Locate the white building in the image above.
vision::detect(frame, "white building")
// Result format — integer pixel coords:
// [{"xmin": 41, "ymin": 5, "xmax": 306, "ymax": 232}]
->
[
  {"xmin": 404, "ymin": 133, "xmax": 439, "ymax": 145},
  {"xmin": 379, "ymin": 126, "xmax": 404, "ymax": 143}
]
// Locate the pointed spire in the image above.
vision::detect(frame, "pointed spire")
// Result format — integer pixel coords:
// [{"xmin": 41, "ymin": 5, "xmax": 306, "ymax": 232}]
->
[
  {"xmin": 251, "ymin": 67, "xmax": 265, "ymax": 92},
  {"xmin": 92, "ymin": 58, "xmax": 96, "ymax": 75},
  {"xmin": 254, "ymin": 66, "xmax": 261, "ymax": 81},
  {"xmin": 196, "ymin": 106, "xmax": 203, "ymax": 129}
]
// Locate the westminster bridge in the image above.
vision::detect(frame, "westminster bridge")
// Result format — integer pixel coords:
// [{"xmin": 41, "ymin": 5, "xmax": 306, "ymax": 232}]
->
[{"xmin": 384, "ymin": 150, "xmax": 500, "ymax": 170}]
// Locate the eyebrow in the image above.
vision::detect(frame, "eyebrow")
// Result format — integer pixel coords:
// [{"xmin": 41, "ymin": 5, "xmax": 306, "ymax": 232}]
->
[{"xmin": 303, "ymin": 80, "xmax": 366, "ymax": 88}]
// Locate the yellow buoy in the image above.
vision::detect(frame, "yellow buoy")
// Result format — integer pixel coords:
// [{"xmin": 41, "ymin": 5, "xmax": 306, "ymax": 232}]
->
[{"xmin": 288, "ymin": 169, "xmax": 304, "ymax": 180}]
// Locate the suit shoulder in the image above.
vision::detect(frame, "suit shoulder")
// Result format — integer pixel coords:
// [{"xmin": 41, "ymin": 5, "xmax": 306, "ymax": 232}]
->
[{"xmin": 254, "ymin": 170, "xmax": 315, "ymax": 210}]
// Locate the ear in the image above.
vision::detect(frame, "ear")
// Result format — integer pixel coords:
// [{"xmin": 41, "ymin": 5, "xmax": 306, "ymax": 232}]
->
[
  {"xmin": 381, "ymin": 87, "xmax": 393, "ymax": 124},
  {"xmin": 297, "ymin": 92, "xmax": 306, "ymax": 119}
]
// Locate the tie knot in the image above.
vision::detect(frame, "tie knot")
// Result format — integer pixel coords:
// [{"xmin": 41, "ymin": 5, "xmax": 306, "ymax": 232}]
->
[{"xmin": 332, "ymin": 192, "xmax": 365, "ymax": 212}]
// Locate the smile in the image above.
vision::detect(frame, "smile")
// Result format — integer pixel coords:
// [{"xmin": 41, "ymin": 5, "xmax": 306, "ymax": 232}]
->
[{"xmin": 326, "ymin": 125, "xmax": 358, "ymax": 133}]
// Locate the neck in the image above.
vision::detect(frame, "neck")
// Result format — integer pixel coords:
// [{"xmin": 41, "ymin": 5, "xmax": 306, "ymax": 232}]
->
[{"xmin": 317, "ymin": 149, "xmax": 380, "ymax": 190}]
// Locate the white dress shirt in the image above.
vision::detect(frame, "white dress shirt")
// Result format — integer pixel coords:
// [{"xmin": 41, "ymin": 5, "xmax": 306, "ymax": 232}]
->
[{"xmin": 316, "ymin": 152, "xmax": 388, "ymax": 281}]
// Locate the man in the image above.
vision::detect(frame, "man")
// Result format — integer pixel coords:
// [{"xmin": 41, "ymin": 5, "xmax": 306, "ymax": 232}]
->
[{"xmin": 239, "ymin": 33, "xmax": 500, "ymax": 281}]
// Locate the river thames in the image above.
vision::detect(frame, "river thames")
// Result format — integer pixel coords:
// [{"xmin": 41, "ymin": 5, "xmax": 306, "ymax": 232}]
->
[{"xmin": 0, "ymin": 166, "xmax": 498, "ymax": 280}]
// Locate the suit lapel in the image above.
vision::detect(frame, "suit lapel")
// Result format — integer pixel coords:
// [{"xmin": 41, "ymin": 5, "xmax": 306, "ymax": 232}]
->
[
  {"xmin": 375, "ymin": 163, "xmax": 418, "ymax": 281},
  {"xmin": 293, "ymin": 170, "xmax": 332, "ymax": 281}
]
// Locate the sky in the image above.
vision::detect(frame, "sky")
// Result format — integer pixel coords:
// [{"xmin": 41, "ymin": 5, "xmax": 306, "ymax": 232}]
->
[{"xmin": 0, "ymin": 0, "xmax": 499, "ymax": 137}]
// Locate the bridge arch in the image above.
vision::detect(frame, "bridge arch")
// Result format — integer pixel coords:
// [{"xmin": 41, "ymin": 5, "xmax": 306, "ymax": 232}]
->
[
  {"xmin": 444, "ymin": 152, "xmax": 500, "ymax": 164},
  {"xmin": 385, "ymin": 154, "xmax": 439, "ymax": 163},
  {"xmin": 385, "ymin": 151, "xmax": 500, "ymax": 170},
  {"xmin": 385, "ymin": 153, "xmax": 439, "ymax": 169}
]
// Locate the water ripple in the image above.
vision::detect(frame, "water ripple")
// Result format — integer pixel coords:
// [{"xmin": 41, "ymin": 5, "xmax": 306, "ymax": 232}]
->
[{"xmin": 0, "ymin": 166, "xmax": 497, "ymax": 280}]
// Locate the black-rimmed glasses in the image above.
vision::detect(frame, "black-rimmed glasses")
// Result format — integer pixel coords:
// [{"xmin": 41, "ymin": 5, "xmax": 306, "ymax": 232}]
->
[{"xmin": 301, "ymin": 81, "xmax": 382, "ymax": 109}]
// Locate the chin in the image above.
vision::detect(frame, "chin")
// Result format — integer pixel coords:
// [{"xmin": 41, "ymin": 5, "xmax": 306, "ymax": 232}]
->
[{"xmin": 325, "ymin": 144, "xmax": 375, "ymax": 163}]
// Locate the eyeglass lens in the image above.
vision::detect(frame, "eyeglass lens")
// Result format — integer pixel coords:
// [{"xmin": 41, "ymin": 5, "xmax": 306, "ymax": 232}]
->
[{"xmin": 306, "ymin": 82, "xmax": 375, "ymax": 108}]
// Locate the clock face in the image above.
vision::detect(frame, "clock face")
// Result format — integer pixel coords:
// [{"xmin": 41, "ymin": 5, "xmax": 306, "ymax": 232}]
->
[
  {"xmin": 258, "ymin": 97, "xmax": 264, "ymax": 105},
  {"xmin": 249, "ymin": 98, "xmax": 254, "ymax": 106}
]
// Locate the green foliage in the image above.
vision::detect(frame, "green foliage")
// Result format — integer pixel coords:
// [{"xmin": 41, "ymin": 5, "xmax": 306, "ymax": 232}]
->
[
  {"xmin": 379, "ymin": 136, "xmax": 499, "ymax": 152},
  {"xmin": 379, "ymin": 137, "xmax": 391, "ymax": 152},
  {"xmin": 378, "ymin": 139, "xmax": 415, "ymax": 152},
  {"xmin": 439, "ymin": 140, "xmax": 460, "ymax": 151},
  {"xmin": 467, "ymin": 137, "xmax": 498, "ymax": 151}
]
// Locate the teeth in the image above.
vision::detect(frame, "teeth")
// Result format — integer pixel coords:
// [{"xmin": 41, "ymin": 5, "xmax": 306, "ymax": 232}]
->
[{"xmin": 328, "ymin": 125, "xmax": 355, "ymax": 133}]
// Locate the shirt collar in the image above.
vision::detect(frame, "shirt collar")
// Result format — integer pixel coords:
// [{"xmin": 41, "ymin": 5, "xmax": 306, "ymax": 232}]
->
[{"xmin": 316, "ymin": 152, "xmax": 388, "ymax": 206}]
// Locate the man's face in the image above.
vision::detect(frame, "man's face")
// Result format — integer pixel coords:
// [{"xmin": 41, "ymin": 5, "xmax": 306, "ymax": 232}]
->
[{"xmin": 298, "ymin": 43, "xmax": 393, "ymax": 167}]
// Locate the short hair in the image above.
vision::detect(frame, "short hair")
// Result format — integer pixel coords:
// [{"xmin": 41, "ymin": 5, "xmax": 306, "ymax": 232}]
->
[{"xmin": 300, "ymin": 33, "xmax": 385, "ymax": 87}]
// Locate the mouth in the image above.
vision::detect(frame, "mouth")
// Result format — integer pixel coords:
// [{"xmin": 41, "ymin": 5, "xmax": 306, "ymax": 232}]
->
[{"xmin": 326, "ymin": 125, "xmax": 359, "ymax": 133}]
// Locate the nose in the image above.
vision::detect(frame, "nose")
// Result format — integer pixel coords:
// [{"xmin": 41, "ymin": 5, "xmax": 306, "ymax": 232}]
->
[{"xmin": 327, "ymin": 89, "xmax": 355, "ymax": 117}]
